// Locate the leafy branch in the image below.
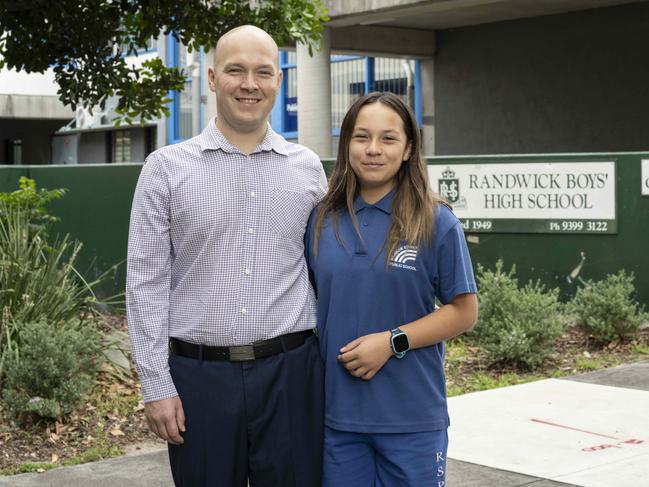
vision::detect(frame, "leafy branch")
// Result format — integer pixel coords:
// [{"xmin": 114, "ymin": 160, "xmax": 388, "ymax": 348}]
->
[{"xmin": 0, "ymin": 0, "xmax": 328, "ymax": 124}]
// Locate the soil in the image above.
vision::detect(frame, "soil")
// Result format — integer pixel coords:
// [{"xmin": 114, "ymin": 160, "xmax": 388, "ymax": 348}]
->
[
  {"xmin": 445, "ymin": 325, "xmax": 649, "ymax": 394},
  {"xmin": 0, "ymin": 315, "xmax": 162, "ymax": 473},
  {"xmin": 1, "ymin": 319, "xmax": 647, "ymax": 473}
]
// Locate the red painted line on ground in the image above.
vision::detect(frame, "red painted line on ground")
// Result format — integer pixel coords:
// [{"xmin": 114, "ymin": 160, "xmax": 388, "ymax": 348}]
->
[{"xmin": 530, "ymin": 418, "xmax": 621, "ymax": 440}]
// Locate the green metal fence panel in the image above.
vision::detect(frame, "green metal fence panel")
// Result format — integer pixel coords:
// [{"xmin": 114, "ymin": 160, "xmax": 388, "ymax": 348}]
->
[
  {"xmin": 0, "ymin": 164, "xmax": 143, "ymax": 302},
  {"xmin": 2, "ymin": 152, "xmax": 648, "ymax": 306}
]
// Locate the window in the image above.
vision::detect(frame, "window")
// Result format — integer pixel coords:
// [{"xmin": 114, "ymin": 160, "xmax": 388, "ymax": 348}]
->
[
  {"xmin": 113, "ymin": 131, "xmax": 131, "ymax": 163},
  {"xmin": 167, "ymin": 36, "xmax": 203, "ymax": 144},
  {"xmin": 120, "ymin": 36, "xmax": 157, "ymax": 56},
  {"xmin": 5, "ymin": 139, "xmax": 22, "ymax": 165},
  {"xmin": 274, "ymin": 52, "xmax": 422, "ymax": 138},
  {"xmin": 331, "ymin": 56, "xmax": 366, "ymax": 130}
]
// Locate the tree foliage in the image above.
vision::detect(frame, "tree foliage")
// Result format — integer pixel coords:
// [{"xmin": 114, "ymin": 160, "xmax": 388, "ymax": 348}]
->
[{"xmin": 0, "ymin": 0, "xmax": 328, "ymax": 124}]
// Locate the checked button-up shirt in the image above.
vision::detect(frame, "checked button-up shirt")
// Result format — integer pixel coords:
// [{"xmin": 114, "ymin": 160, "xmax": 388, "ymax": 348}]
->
[{"xmin": 126, "ymin": 120, "xmax": 327, "ymax": 403}]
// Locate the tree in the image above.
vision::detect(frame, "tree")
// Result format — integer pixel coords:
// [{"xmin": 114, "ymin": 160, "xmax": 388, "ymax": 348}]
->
[{"xmin": 0, "ymin": 0, "xmax": 328, "ymax": 124}]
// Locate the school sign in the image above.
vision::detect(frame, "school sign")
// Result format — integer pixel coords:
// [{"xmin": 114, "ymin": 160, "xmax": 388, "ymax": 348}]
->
[{"xmin": 428, "ymin": 162, "xmax": 616, "ymax": 234}]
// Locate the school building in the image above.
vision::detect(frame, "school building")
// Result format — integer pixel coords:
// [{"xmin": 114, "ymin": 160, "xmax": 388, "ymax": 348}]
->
[{"xmin": 2, "ymin": 0, "xmax": 648, "ymax": 165}]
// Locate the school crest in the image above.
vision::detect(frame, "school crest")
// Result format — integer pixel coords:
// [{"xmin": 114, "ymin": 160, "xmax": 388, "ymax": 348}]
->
[
  {"xmin": 437, "ymin": 167, "xmax": 467, "ymax": 209},
  {"xmin": 438, "ymin": 167, "xmax": 460, "ymax": 203}
]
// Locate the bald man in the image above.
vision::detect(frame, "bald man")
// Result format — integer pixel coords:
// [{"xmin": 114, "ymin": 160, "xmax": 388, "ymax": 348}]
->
[{"xmin": 127, "ymin": 25, "xmax": 327, "ymax": 486}]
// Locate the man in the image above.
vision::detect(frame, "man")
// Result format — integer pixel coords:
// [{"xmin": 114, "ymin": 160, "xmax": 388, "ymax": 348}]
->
[{"xmin": 127, "ymin": 25, "xmax": 327, "ymax": 486}]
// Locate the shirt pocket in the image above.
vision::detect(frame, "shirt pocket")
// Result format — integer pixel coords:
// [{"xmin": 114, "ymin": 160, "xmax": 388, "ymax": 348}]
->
[{"xmin": 269, "ymin": 188, "xmax": 311, "ymax": 241}]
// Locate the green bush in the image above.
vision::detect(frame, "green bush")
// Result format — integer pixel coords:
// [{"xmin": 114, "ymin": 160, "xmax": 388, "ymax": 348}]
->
[
  {"xmin": 1, "ymin": 320, "xmax": 101, "ymax": 421},
  {"xmin": 0, "ymin": 204, "xmax": 96, "ymax": 380},
  {"xmin": 0, "ymin": 179, "xmax": 100, "ymax": 383},
  {"xmin": 472, "ymin": 260, "xmax": 565, "ymax": 369},
  {"xmin": 568, "ymin": 271, "xmax": 647, "ymax": 343}
]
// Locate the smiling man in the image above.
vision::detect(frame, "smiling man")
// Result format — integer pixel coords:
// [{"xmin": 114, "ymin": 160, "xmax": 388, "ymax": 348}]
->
[{"xmin": 127, "ymin": 25, "xmax": 327, "ymax": 486}]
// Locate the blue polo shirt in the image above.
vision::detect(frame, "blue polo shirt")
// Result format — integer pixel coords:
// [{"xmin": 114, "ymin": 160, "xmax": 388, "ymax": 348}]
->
[{"xmin": 306, "ymin": 191, "xmax": 477, "ymax": 433}]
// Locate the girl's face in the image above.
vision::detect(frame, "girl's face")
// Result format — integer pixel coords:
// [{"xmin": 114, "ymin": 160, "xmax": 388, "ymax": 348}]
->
[{"xmin": 348, "ymin": 102, "xmax": 411, "ymax": 203}]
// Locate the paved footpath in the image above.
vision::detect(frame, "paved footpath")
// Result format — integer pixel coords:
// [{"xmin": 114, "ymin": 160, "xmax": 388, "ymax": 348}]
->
[{"xmin": 2, "ymin": 361, "xmax": 647, "ymax": 487}]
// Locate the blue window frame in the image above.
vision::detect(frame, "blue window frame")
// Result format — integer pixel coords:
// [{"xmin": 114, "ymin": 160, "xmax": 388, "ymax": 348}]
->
[
  {"xmin": 271, "ymin": 52, "xmax": 423, "ymax": 139},
  {"xmin": 166, "ymin": 37, "xmax": 204, "ymax": 145},
  {"xmin": 271, "ymin": 51, "xmax": 297, "ymax": 139}
]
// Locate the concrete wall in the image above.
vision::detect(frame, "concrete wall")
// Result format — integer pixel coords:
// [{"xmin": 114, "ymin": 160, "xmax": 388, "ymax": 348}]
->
[
  {"xmin": 0, "ymin": 67, "xmax": 61, "ymax": 96},
  {"xmin": 79, "ymin": 132, "xmax": 108, "ymax": 164},
  {"xmin": 74, "ymin": 127, "xmax": 151, "ymax": 164},
  {"xmin": 0, "ymin": 118, "xmax": 70, "ymax": 164},
  {"xmin": 0, "ymin": 94, "xmax": 74, "ymax": 120},
  {"xmin": 130, "ymin": 128, "xmax": 148, "ymax": 162},
  {"xmin": 434, "ymin": 3, "xmax": 649, "ymax": 155}
]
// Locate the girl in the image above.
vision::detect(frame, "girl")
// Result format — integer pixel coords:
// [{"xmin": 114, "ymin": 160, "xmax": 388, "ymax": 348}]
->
[{"xmin": 306, "ymin": 92, "xmax": 478, "ymax": 486}]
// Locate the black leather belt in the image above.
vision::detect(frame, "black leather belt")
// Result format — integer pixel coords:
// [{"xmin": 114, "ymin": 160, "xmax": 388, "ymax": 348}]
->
[{"xmin": 169, "ymin": 329, "xmax": 316, "ymax": 362}]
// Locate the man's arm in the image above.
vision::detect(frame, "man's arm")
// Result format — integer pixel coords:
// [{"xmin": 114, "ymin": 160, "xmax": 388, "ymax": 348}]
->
[{"xmin": 126, "ymin": 154, "xmax": 185, "ymax": 444}]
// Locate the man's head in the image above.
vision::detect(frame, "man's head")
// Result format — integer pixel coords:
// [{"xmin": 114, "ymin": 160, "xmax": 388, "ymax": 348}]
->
[{"xmin": 208, "ymin": 25, "xmax": 282, "ymax": 136}]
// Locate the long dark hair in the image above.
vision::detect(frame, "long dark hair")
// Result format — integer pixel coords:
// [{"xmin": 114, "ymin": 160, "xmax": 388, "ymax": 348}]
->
[{"xmin": 313, "ymin": 92, "xmax": 442, "ymax": 261}]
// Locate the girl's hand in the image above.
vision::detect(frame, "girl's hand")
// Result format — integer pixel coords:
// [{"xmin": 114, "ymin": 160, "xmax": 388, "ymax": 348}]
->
[{"xmin": 337, "ymin": 331, "xmax": 393, "ymax": 380}]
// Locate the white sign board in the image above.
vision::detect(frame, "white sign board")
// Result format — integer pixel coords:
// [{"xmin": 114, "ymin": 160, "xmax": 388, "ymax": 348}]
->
[
  {"xmin": 428, "ymin": 162, "xmax": 616, "ymax": 234},
  {"xmin": 643, "ymin": 159, "xmax": 649, "ymax": 196}
]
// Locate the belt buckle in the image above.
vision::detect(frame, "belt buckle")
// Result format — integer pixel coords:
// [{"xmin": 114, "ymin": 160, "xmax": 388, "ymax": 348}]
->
[{"xmin": 229, "ymin": 345, "xmax": 255, "ymax": 361}]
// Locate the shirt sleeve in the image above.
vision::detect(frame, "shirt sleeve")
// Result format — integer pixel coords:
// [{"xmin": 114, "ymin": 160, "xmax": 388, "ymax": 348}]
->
[
  {"xmin": 126, "ymin": 153, "xmax": 178, "ymax": 403},
  {"xmin": 304, "ymin": 208, "xmax": 318, "ymax": 296},
  {"xmin": 316, "ymin": 162, "xmax": 328, "ymax": 204},
  {"xmin": 436, "ymin": 220, "xmax": 478, "ymax": 305}
]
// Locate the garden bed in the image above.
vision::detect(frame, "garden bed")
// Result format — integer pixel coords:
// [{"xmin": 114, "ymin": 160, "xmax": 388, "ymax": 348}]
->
[{"xmin": 1, "ymin": 317, "xmax": 647, "ymax": 476}]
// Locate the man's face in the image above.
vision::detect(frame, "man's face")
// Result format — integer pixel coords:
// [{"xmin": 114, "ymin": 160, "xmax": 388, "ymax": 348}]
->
[{"xmin": 209, "ymin": 31, "xmax": 282, "ymax": 135}]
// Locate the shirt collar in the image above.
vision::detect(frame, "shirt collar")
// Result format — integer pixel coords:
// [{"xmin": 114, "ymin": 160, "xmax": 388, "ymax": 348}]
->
[
  {"xmin": 198, "ymin": 118, "xmax": 289, "ymax": 156},
  {"xmin": 353, "ymin": 189, "xmax": 395, "ymax": 215}
]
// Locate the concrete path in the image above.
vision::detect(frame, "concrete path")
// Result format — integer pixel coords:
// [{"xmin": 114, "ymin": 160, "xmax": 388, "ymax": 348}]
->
[{"xmin": 2, "ymin": 361, "xmax": 647, "ymax": 486}]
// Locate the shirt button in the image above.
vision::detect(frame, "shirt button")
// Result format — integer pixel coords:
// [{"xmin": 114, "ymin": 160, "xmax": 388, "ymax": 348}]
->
[
  {"xmin": 250, "ymin": 191, "xmax": 256, "ymax": 197},
  {"xmin": 241, "ymin": 308, "xmax": 247, "ymax": 315},
  {"xmin": 248, "ymin": 228, "xmax": 255, "ymax": 234},
  {"xmin": 244, "ymin": 268, "xmax": 251, "ymax": 275},
  {"xmin": 363, "ymin": 221, "xmax": 369, "ymax": 227}
]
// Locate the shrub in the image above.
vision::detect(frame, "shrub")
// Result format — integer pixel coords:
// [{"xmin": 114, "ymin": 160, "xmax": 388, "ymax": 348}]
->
[
  {"xmin": 0, "ymin": 179, "xmax": 99, "ymax": 383},
  {"xmin": 1, "ymin": 320, "xmax": 101, "ymax": 421},
  {"xmin": 473, "ymin": 260, "xmax": 565, "ymax": 369},
  {"xmin": 0, "ymin": 204, "xmax": 96, "ymax": 381},
  {"xmin": 0, "ymin": 176, "xmax": 66, "ymax": 229},
  {"xmin": 568, "ymin": 271, "xmax": 648, "ymax": 343}
]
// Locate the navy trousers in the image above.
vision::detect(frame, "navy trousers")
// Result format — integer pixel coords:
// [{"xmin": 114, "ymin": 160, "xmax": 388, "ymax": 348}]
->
[{"xmin": 167, "ymin": 335, "xmax": 324, "ymax": 487}]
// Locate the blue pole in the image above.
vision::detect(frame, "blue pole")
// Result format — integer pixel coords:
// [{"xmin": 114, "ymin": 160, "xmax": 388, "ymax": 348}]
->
[
  {"xmin": 365, "ymin": 57, "xmax": 375, "ymax": 94},
  {"xmin": 166, "ymin": 35, "xmax": 179, "ymax": 145},
  {"xmin": 414, "ymin": 60, "xmax": 423, "ymax": 127}
]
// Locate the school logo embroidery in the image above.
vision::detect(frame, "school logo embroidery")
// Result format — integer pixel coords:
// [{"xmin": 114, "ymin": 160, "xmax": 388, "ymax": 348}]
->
[
  {"xmin": 438, "ymin": 167, "xmax": 467, "ymax": 209},
  {"xmin": 389, "ymin": 245, "xmax": 418, "ymax": 271}
]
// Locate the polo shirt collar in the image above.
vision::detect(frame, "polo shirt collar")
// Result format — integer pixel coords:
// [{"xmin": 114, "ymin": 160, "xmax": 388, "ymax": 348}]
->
[
  {"xmin": 353, "ymin": 189, "xmax": 395, "ymax": 215},
  {"xmin": 198, "ymin": 118, "xmax": 289, "ymax": 156}
]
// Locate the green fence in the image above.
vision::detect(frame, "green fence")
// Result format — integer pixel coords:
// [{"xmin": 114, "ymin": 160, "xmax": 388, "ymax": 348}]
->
[
  {"xmin": 0, "ymin": 164, "xmax": 143, "ymax": 303},
  {"xmin": 1, "ymin": 152, "xmax": 648, "ymax": 306}
]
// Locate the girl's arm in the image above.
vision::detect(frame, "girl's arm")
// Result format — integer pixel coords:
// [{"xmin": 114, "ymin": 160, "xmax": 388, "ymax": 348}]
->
[{"xmin": 338, "ymin": 293, "xmax": 478, "ymax": 380}]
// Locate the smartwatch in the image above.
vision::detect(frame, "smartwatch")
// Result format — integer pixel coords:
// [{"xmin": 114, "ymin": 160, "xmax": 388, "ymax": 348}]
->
[{"xmin": 390, "ymin": 328, "xmax": 409, "ymax": 359}]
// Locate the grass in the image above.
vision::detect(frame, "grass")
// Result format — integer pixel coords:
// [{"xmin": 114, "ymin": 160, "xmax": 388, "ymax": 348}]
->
[
  {"xmin": 62, "ymin": 446, "xmax": 123, "ymax": 466},
  {"xmin": 92, "ymin": 386, "xmax": 141, "ymax": 419},
  {"xmin": 444, "ymin": 333, "xmax": 646, "ymax": 397},
  {"xmin": 0, "ymin": 462, "xmax": 58, "ymax": 476},
  {"xmin": 0, "ymin": 447, "xmax": 123, "ymax": 475},
  {"xmin": 447, "ymin": 370, "xmax": 548, "ymax": 397},
  {"xmin": 631, "ymin": 343, "xmax": 649, "ymax": 355}
]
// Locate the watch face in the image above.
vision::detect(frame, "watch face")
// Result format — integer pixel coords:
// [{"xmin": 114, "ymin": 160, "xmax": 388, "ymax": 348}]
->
[{"xmin": 392, "ymin": 333, "xmax": 409, "ymax": 353}]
